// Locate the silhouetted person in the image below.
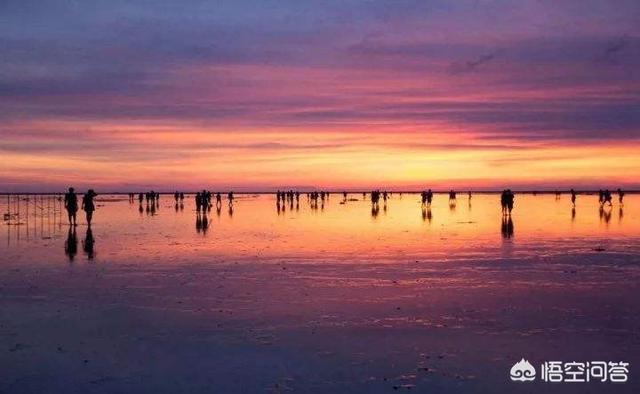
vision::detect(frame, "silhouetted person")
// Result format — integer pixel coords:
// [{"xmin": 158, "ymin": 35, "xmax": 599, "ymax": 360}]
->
[
  {"xmin": 138, "ymin": 192, "xmax": 144, "ymax": 204},
  {"xmin": 64, "ymin": 187, "xmax": 78, "ymax": 226},
  {"xmin": 598, "ymin": 189, "xmax": 604, "ymax": 204},
  {"xmin": 174, "ymin": 191, "xmax": 179, "ymax": 203},
  {"xmin": 65, "ymin": 227, "xmax": 78, "ymax": 261},
  {"xmin": 602, "ymin": 189, "xmax": 613, "ymax": 206},
  {"xmin": 228, "ymin": 191, "xmax": 234, "ymax": 206},
  {"xmin": 195, "ymin": 192, "xmax": 202, "ymax": 212},
  {"xmin": 82, "ymin": 189, "xmax": 97, "ymax": 227},
  {"xmin": 501, "ymin": 189, "xmax": 514, "ymax": 215},
  {"xmin": 506, "ymin": 189, "xmax": 514, "ymax": 214},
  {"xmin": 617, "ymin": 188, "xmax": 625, "ymax": 205},
  {"xmin": 449, "ymin": 190, "xmax": 456, "ymax": 201},
  {"xmin": 421, "ymin": 191, "xmax": 427, "ymax": 205},
  {"xmin": 426, "ymin": 189, "xmax": 433, "ymax": 206},
  {"xmin": 83, "ymin": 227, "xmax": 95, "ymax": 259},
  {"xmin": 468, "ymin": 191, "xmax": 472, "ymax": 200},
  {"xmin": 570, "ymin": 189, "xmax": 576, "ymax": 207}
]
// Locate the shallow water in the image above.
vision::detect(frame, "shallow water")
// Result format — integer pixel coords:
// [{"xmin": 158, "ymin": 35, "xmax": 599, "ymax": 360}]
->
[
  {"xmin": 2, "ymin": 193, "xmax": 639, "ymax": 393},
  {"xmin": 1, "ymin": 192, "xmax": 638, "ymax": 265}
]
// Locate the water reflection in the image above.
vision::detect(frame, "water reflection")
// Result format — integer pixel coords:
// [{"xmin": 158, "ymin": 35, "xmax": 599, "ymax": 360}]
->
[
  {"xmin": 83, "ymin": 227, "xmax": 95, "ymax": 259},
  {"xmin": 196, "ymin": 212, "xmax": 210, "ymax": 234},
  {"xmin": 599, "ymin": 205, "xmax": 612, "ymax": 225},
  {"xmin": 501, "ymin": 216, "xmax": 514, "ymax": 239},
  {"xmin": 2, "ymin": 193, "xmax": 639, "ymax": 265},
  {"xmin": 65, "ymin": 227, "xmax": 78, "ymax": 261}
]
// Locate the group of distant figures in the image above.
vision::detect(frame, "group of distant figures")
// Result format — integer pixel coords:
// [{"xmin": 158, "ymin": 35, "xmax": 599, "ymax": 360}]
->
[
  {"xmin": 500, "ymin": 190, "xmax": 515, "ymax": 215},
  {"xmin": 194, "ymin": 190, "xmax": 234, "ymax": 212},
  {"xmin": 276, "ymin": 190, "xmax": 301, "ymax": 214},
  {"xmin": 61, "ymin": 187, "xmax": 629, "ymax": 230}
]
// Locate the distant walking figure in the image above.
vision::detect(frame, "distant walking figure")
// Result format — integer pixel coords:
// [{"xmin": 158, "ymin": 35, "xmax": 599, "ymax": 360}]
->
[
  {"xmin": 449, "ymin": 190, "xmax": 456, "ymax": 201},
  {"xmin": 82, "ymin": 189, "xmax": 97, "ymax": 227},
  {"xmin": 195, "ymin": 192, "xmax": 202, "ymax": 212},
  {"xmin": 602, "ymin": 189, "xmax": 613, "ymax": 206},
  {"xmin": 617, "ymin": 188, "xmax": 625, "ymax": 205},
  {"xmin": 228, "ymin": 191, "xmax": 234, "ymax": 206},
  {"xmin": 64, "ymin": 187, "xmax": 78, "ymax": 226},
  {"xmin": 506, "ymin": 190, "xmax": 514, "ymax": 214},
  {"xmin": 570, "ymin": 189, "xmax": 576, "ymax": 207},
  {"xmin": 598, "ymin": 189, "xmax": 604, "ymax": 204}
]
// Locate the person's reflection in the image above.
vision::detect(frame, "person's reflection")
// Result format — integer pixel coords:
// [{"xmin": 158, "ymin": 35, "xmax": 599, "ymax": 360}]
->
[
  {"xmin": 449, "ymin": 201, "xmax": 456, "ymax": 212},
  {"xmin": 228, "ymin": 204, "xmax": 234, "ymax": 217},
  {"xmin": 216, "ymin": 204, "xmax": 221, "ymax": 217},
  {"xmin": 599, "ymin": 205, "xmax": 612, "ymax": 224},
  {"xmin": 202, "ymin": 212, "xmax": 209, "ymax": 234},
  {"xmin": 196, "ymin": 212, "xmax": 202, "ymax": 233},
  {"xmin": 277, "ymin": 201, "xmax": 282, "ymax": 215},
  {"xmin": 501, "ymin": 216, "xmax": 514, "ymax": 239},
  {"xmin": 599, "ymin": 205, "xmax": 603, "ymax": 222},
  {"xmin": 82, "ymin": 227, "xmax": 95, "ymax": 260},
  {"xmin": 65, "ymin": 227, "xmax": 78, "ymax": 261},
  {"xmin": 571, "ymin": 207, "xmax": 576, "ymax": 222},
  {"xmin": 138, "ymin": 203, "xmax": 143, "ymax": 215},
  {"xmin": 421, "ymin": 206, "xmax": 433, "ymax": 224},
  {"xmin": 619, "ymin": 207, "xmax": 623, "ymax": 223},
  {"xmin": 371, "ymin": 204, "xmax": 379, "ymax": 218},
  {"xmin": 175, "ymin": 203, "xmax": 179, "ymax": 212}
]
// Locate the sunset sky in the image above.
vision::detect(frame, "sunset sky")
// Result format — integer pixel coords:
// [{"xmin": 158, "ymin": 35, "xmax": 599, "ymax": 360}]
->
[{"xmin": 1, "ymin": 0, "xmax": 639, "ymax": 192}]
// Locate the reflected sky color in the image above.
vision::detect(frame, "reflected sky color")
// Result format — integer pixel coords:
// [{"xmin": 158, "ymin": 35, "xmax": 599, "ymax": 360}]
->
[
  {"xmin": 2, "ymin": 193, "xmax": 638, "ymax": 265},
  {"xmin": 1, "ymin": 1, "xmax": 639, "ymax": 191}
]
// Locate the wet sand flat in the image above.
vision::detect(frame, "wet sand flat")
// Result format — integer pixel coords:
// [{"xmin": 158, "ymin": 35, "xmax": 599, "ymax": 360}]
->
[{"xmin": 1, "ymin": 194, "xmax": 639, "ymax": 393}]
